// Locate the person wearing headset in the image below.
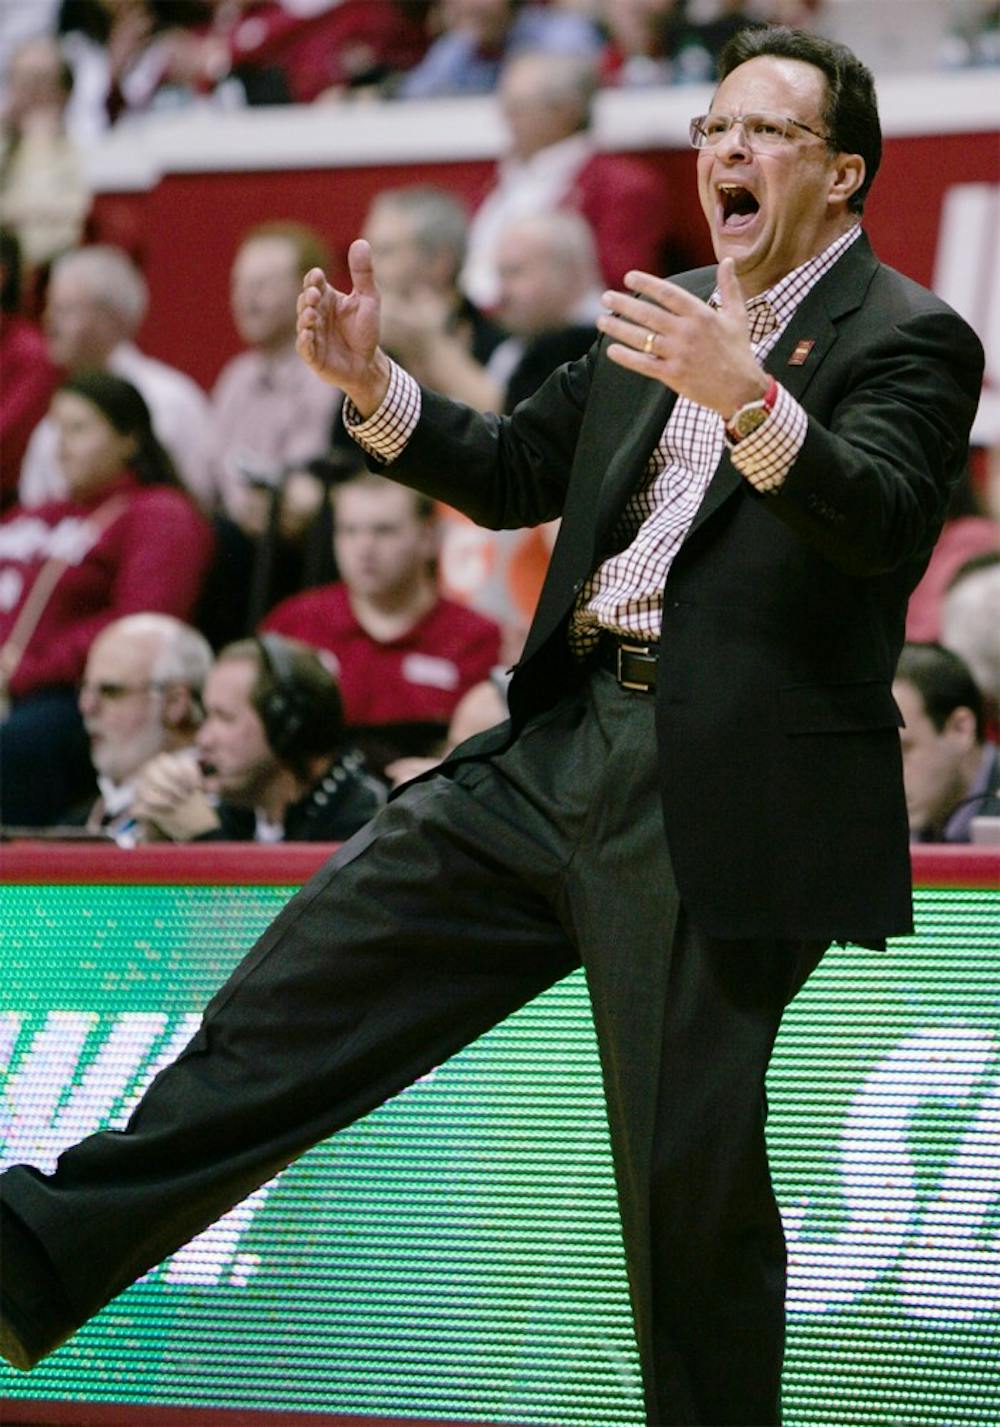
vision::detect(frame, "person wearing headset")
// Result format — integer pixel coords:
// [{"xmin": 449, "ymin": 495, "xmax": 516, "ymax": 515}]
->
[{"xmin": 132, "ymin": 633, "xmax": 385, "ymax": 843}]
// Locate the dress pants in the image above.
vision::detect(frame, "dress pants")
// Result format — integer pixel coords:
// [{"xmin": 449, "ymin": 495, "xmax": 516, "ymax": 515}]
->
[{"xmin": 1, "ymin": 667, "xmax": 826, "ymax": 1425}]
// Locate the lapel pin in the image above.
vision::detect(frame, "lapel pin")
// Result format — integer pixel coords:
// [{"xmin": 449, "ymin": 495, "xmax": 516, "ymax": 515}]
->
[{"xmin": 788, "ymin": 339, "xmax": 815, "ymax": 367}]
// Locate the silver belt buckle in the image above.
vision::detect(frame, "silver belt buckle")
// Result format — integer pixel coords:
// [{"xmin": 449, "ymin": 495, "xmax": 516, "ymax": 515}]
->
[{"xmin": 616, "ymin": 640, "xmax": 654, "ymax": 692}]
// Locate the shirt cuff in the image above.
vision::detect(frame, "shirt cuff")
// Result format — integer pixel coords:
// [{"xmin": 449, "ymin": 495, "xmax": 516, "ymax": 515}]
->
[
  {"xmin": 343, "ymin": 361, "xmax": 421, "ymax": 463},
  {"xmin": 726, "ymin": 381, "xmax": 807, "ymax": 494}
]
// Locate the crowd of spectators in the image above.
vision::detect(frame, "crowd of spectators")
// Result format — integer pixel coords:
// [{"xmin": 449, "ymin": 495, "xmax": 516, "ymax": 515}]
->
[
  {"xmin": 1, "ymin": 1, "xmax": 997, "ymax": 845},
  {"xmin": 2, "ymin": 3, "xmax": 996, "ymax": 154}
]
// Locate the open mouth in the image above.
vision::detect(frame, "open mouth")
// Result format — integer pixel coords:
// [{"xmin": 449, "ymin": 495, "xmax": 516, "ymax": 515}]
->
[{"xmin": 718, "ymin": 183, "xmax": 760, "ymax": 232}]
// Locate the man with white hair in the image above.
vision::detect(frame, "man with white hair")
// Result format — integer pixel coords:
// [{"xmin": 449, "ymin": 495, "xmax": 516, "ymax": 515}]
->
[
  {"xmin": 72, "ymin": 613, "xmax": 213, "ymax": 843},
  {"xmin": 488, "ymin": 207, "xmax": 602, "ymax": 410},
  {"xmin": 18, "ymin": 245, "xmax": 211, "ymax": 508},
  {"xmin": 941, "ymin": 553, "xmax": 1000, "ymax": 729},
  {"xmin": 460, "ymin": 49, "xmax": 671, "ymax": 310}
]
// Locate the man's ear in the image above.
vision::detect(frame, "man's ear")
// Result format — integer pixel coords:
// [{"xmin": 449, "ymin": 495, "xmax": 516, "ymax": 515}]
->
[
  {"xmin": 829, "ymin": 152, "xmax": 865, "ymax": 210},
  {"xmin": 419, "ymin": 517, "xmax": 440, "ymax": 565},
  {"xmin": 426, "ymin": 248, "xmax": 456, "ymax": 293},
  {"xmin": 944, "ymin": 704, "xmax": 978, "ymax": 747},
  {"xmin": 162, "ymin": 684, "xmax": 193, "ymax": 731}
]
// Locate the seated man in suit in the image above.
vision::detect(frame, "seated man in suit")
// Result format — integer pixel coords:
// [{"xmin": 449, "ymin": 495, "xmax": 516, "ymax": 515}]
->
[
  {"xmin": 132, "ymin": 634, "xmax": 385, "ymax": 844},
  {"xmin": 893, "ymin": 642, "xmax": 1000, "ymax": 842},
  {"xmin": 0, "ymin": 25, "xmax": 984, "ymax": 1427},
  {"xmin": 487, "ymin": 207, "xmax": 603, "ymax": 412}
]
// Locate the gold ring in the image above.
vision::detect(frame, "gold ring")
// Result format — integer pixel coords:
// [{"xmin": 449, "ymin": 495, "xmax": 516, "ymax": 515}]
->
[{"xmin": 643, "ymin": 331, "xmax": 657, "ymax": 356}]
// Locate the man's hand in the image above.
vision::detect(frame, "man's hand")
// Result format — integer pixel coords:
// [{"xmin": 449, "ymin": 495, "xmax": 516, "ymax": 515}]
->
[
  {"xmin": 133, "ymin": 752, "xmax": 220, "ymax": 843},
  {"xmin": 296, "ymin": 239, "xmax": 392, "ymax": 417},
  {"xmin": 597, "ymin": 257, "xmax": 768, "ymax": 419}
]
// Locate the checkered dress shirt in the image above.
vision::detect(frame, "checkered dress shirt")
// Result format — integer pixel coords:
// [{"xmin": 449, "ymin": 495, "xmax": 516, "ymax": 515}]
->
[{"xmin": 346, "ymin": 225, "xmax": 862, "ymax": 649}]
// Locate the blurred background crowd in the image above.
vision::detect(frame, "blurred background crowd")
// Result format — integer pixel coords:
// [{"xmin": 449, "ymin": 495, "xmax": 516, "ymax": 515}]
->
[{"xmin": 1, "ymin": 0, "xmax": 998, "ymax": 849}]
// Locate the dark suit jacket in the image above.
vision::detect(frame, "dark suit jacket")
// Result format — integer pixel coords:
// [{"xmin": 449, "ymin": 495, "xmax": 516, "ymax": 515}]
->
[{"xmin": 380, "ymin": 233, "xmax": 984, "ymax": 945}]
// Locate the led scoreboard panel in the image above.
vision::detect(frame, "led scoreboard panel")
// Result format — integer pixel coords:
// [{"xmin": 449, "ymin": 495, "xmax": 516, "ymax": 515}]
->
[{"xmin": 1, "ymin": 845, "xmax": 997, "ymax": 1427}]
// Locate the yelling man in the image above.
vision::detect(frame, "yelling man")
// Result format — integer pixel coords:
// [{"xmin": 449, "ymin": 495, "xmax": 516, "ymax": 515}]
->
[{"xmin": 1, "ymin": 26, "xmax": 983, "ymax": 1427}]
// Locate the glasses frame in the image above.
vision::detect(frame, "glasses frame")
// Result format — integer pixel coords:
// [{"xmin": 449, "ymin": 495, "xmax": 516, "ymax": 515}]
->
[
  {"xmin": 77, "ymin": 680, "xmax": 169, "ymax": 704},
  {"xmin": 689, "ymin": 111, "xmax": 832, "ymax": 151}
]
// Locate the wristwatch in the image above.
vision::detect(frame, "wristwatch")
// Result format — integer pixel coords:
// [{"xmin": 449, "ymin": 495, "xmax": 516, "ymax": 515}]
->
[{"xmin": 725, "ymin": 375, "xmax": 778, "ymax": 443}]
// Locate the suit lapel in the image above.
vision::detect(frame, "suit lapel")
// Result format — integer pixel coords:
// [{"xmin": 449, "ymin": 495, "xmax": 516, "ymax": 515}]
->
[
  {"xmin": 685, "ymin": 231, "xmax": 879, "ymax": 542},
  {"xmin": 592, "ymin": 372, "xmax": 676, "ymax": 552},
  {"xmin": 590, "ymin": 267, "xmax": 717, "ymax": 553},
  {"xmin": 582, "ymin": 233, "xmax": 879, "ymax": 552}
]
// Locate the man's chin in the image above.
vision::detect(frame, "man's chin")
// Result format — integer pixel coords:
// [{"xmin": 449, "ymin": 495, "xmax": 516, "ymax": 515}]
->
[{"xmin": 712, "ymin": 233, "xmax": 755, "ymax": 268}]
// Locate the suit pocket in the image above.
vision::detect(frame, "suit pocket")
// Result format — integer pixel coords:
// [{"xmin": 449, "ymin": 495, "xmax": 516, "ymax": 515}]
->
[{"xmin": 780, "ymin": 681, "xmax": 903, "ymax": 734}]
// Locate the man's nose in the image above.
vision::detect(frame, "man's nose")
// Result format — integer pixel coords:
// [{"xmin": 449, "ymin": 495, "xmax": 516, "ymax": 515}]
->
[{"xmin": 715, "ymin": 122, "xmax": 751, "ymax": 161}]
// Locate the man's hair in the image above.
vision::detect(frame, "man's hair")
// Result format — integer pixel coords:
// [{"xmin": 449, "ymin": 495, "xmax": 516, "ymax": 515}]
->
[
  {"xmin": 237, "ymin": 221, "xmax": 331, "ymax": 280},
  {"xmin": 92, "ymin": 616, "xmax": 212, "ymax": 724},
  {"xmin": 717, "ymin": 26, "xmax": 881, "ymax": 213},
  {"xmin": 896, "ymin": 642, "xmax": 985, "ymax": 743},
  {"xmin": 50, "ymin": 245, "xmax": 149, "ymax": 330},
  {"xmin": 941, "ymin": 553, "xmax": 1000, "ymax": 710},
  {"xmin": 333, "ymin": 470, "xmax": 435, "ymax": 523},
  {"xmin": 99, "ymin": 613, "xmax": 213, "ymax": 693},
  {"xmin": 218, "ymin": 636, "xmax": 346, "ymax": 777},
  {"xmin": 369, "ymin": 186, "xmax": 470, "ymax": 277}
]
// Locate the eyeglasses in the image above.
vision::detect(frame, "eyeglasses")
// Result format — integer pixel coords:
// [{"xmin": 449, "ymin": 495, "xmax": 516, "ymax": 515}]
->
[
  {"xmin": 78, "ymin": 680, "xmax": 167, "ymax": 703},
  {"xmin": 689, "ymin": 111, "xmax": 831, "ymax": 151}
]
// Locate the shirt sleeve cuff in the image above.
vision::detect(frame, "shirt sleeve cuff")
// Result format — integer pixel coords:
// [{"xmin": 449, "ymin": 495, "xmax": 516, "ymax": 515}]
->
[
  {"xmin": 343, "ymin": 361, "xmax": 421, "ymax": 463},
  {"xmin": 726, "ymin": 381, "xmax": 807, "ymax": 494}
]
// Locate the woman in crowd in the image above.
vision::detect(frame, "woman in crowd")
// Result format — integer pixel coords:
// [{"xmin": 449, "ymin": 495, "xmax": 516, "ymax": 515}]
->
[{"xmin": 0, "ymin": 369, "xmax": 214, "ymax": 827}]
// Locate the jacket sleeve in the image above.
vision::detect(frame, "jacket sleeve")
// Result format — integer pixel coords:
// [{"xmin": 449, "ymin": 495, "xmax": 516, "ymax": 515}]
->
[
  {"xmin": 762, "ymin": 307, "xmax": 984, "ymax": 578},
  {"xmin": 381, "ymin": 343, "xmax": 598, "ymax": 531}
]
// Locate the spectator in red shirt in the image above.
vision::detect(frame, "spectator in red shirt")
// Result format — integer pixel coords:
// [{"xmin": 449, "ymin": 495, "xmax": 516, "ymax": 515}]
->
[
  {"xmin": 262, "ymin": 471, "xmax": 501, "ymax": 771},
  {"xmin": 0, "ymin": 369, "xmax": 214, "ymax": 827},
  {"xmin": 0, "ymin": 226, "xmax": 60, "ymax": 512}
]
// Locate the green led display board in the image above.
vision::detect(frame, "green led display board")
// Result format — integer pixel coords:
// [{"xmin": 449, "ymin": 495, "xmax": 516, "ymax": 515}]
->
[{"xmin": 1, "ymin": 879, "xmax": 998, "ymax": 1425}]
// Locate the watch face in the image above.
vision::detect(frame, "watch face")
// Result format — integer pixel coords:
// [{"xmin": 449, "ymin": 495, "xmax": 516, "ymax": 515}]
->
[{"xmin": 734, "ymin": 406, "xmax": 768, "ymax": 437}]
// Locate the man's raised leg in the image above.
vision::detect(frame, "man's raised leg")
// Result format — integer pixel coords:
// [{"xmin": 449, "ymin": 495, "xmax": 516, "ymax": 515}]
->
[{"xmin": 0, "ymin": 752, "xmax": 583, "ymax": 1368}]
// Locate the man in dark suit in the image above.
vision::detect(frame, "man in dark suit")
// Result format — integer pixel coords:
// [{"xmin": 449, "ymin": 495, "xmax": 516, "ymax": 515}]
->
[{"xmin": 0, "ymin": 26, "xmax": 984, "ymax": 1427}]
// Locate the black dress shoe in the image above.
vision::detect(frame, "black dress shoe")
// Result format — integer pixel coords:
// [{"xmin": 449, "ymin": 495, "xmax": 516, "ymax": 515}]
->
[
  {"xmin": 0, "ymin": 1205, "xmax": 77, "ymax": 1370},
  {"xmin": 0, "ymin": 1296, "xmax": 36, "ymax": 1372}
]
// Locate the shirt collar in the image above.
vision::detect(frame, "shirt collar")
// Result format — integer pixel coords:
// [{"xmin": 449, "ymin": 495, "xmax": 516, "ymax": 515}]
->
[
  {"xmin": 500, "ymin": 131, "xmax": 593, "ymax": 184},
  {"xmin": 253, "ymin": 808, "xmax": 285, "ymax": 842},
  {"xmin": 251, "ymin": 343, "xmax": 301, "ymax": 388},
  {"xmin": 943, "ymin": 743, "xmax": 1000, "ymax": 842},
  {"xmin": 709, "ymin": 223, "xmax": 863, "ymax": 337},
  {"xmin": 97, "ymin": 776, "xmax": 135, "ymax": 819}
]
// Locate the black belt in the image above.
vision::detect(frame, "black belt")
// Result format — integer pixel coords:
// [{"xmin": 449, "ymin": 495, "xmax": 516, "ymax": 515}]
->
[{"xmin": 596, "ymin": 632, "xmax": 658, "ymax": 693}]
